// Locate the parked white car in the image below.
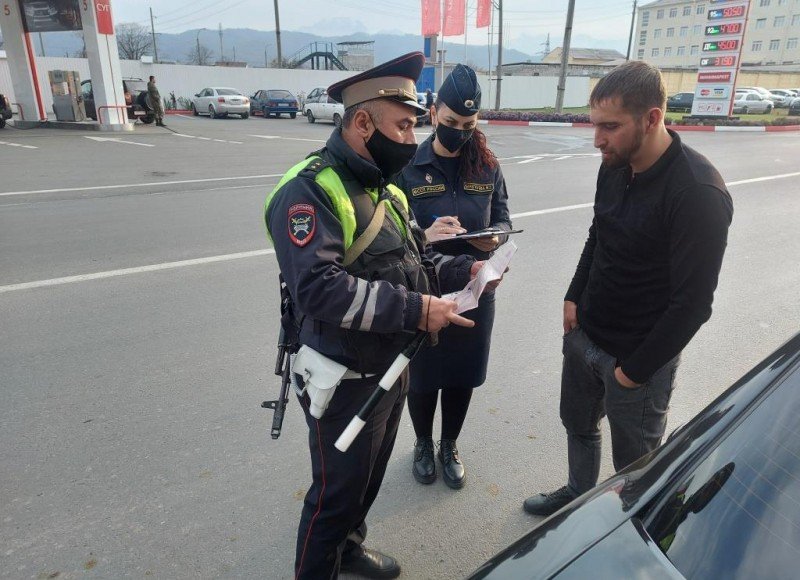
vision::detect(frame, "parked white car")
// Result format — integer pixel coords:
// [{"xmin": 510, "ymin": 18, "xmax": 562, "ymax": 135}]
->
[
  {"xmin": 304, "ymin": 91, "xmax": 345, "ymax": 127},
  {"xmin": 732, "ymin": 91, "xmax": 774, "ymax": 114},
  {"xmin": 768, "ymin": 89, "xmax": 797, "ymax": 107},
  {"xmin": 191, "ymin": 87, "xmax": 250, "ymax": 119}
]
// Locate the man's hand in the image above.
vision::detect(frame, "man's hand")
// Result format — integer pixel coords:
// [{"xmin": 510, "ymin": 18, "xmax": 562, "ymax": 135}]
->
[
  {"xmin": 470, "ymin": 261, "xmax": 508, "ymax": 292},
  {"xmin": 563, "ymin": 301, "xmax": 579, "ymax": 334},
  {"xmin": 425, "ymin": 216, "xmax": 466, "ymax": 243},
  {"xmin": 417, "ymin": 295, "xmax": 475, "ymax": 332},
  {"xmin": 467, "ymin": 235, "xmax": 500, "ymax": 252},
  {"xmin": 614, "ymin": 366, "xmax": 641, "ymax": 389}
]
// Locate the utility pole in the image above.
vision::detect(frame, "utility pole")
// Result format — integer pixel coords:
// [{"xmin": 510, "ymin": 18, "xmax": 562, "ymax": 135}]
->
[
  {"xmin": 150, "ymin": 7, "xmax": 158, "ymax": 63},
  {"xmin": 218, "ymin": 23, "xmax": 224, "ymax": 62},
  {"xmin": 265, "ymin": 44, "xmax": 269, "ymax": 68},
  {"xmin": 626, "ymin": 0, "xmax": 638, "ymax": 60},
  {"xmin": 38, "ymin": 32, "xmax": 45, "ymax": 56},
  {"xmin": 540, "ymin": 33, "xmax": 550, "ymax": 60},
  {"xmin": 273, "ymin": 0, "xmax": 283, "ymax": 67},
  {"xmin": 494, "ymin": 0, "xmax": 503, "ymax": 110},
  {"xmin": 555, "ymin": 0, "xmax": 575, "ymax": 113},
  {"xmin": 233, "ymin": 46, "xmax": 236, "ymax": 61}
]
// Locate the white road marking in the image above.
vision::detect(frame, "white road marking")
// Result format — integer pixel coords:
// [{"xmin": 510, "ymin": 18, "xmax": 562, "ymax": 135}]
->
[
  {"xmin": 0, "ymin": 140, "xmax": 38, "ymax": 150},
  {"xmin": 3, "ymin": 170, "xmax": 800, "ymax": 293},
  {"xmin": 85, "ymin": 136, "xmax": 154, "ymax": 148},
  {"xmin": 497, "ymin": 153, "xmax": 600, "ymax": 162},
  {"xmin": 173, "ymin": 133, "xmax": 240, "ymax": 144},
  {"xmin": 175, "ymin": 114, "xmax": 197, "ymax": 120},
  {"xmin": 519, "ymin": 156, "xmax": 544, "ymax": 164},
  {"xmin": 0, "ymin": 174, "xmax": 283, "ymax": 197},
  {"xmin": 0, "ymin": 250, "xmax": 276, "ymax": 294},
  {"xmin": 250, "ymin": 135, "xmax": 326, "ymax": 143}
]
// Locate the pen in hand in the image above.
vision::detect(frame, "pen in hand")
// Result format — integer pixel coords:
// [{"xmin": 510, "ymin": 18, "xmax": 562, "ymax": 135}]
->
[{"xmin": 427, "ymin": 215, "xmax": 466, "ymax": 243}]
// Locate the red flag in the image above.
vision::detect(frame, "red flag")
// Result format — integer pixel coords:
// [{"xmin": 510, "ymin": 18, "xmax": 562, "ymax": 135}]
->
[
  {"xmin": 443, "ymin": 0, "xmax": 466, "ymax": 36},
  {"xmin": 421, "ymin": 0, "xmax": 441, "ymax": 36},
  {"xmin": 476, "ymin": 0, "xmax": 491, "ymax": 28}
]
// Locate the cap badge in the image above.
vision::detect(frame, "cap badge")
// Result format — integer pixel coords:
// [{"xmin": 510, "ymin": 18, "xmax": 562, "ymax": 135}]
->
[{"xmin": 464, "ymin": 99, "xmax": 475, "ymax": 109}]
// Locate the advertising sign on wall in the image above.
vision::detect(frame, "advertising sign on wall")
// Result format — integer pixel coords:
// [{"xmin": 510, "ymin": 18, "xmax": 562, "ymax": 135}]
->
[{"xmin": 18, "ymin": 0, "xmax": 82, "ymax": 33}]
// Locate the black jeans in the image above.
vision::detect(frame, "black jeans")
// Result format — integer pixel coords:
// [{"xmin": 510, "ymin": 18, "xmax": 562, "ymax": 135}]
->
[
  {"xmin": 294, "ymin": 371, "xmax": 408, "ymax": 580},
  {"xmin": 559, "ymin": 327, "xmax": 679, "ymax": 495}
]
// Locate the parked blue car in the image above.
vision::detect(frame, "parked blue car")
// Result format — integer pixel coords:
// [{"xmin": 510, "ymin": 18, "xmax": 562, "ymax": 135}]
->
[{"xmin": 251, "ymin": 89, "xmax": 299, "ymax": 119}]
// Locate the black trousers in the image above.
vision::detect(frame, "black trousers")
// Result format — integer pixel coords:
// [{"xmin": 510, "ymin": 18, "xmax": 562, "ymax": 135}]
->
[{"xmin": 294, "ymin": 371, "xmax": 408, "ymax": 580}]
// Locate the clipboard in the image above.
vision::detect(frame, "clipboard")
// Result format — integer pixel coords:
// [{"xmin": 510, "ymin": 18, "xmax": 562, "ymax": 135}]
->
[{"xmin": 447, "ymin": 228, "xmax": 524, "ymax": 241}]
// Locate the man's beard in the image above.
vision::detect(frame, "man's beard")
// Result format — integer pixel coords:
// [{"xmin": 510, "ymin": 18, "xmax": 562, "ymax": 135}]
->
[{"xmin": 600, "ymin": 124, "xmax": 645, "ymax": 169}]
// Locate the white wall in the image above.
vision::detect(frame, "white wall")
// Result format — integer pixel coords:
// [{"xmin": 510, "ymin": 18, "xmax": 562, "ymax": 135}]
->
[{"xmin": 0, "ymin": 56, "xmax": 591, "ymax": 115}]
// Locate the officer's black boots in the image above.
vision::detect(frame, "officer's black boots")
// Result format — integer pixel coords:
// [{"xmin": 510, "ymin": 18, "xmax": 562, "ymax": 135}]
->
[
  {"xmin": 412, "ymin": 437, "xmax": 436, "ymax": 484},
  {"xmin": 438, "ymin": 439, "xmax": 465, "ymax": 489},
  {"xmin": 340, "ymin": 546, "xmax": 401, "ymax": 579},
  {"xmin": 522, "ymin": 486, "xmax": 577, "ymax": 516}
]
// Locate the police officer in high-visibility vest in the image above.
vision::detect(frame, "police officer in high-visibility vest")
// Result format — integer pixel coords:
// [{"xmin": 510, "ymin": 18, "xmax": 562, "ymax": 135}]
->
[{"xmin": 264, "ymin": 52, "xmax": 491, "ymax": 580}]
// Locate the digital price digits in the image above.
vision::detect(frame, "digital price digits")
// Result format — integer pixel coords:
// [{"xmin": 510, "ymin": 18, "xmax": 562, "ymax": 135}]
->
[
  {"xmin": 700, "ymin": 55, "xmax": 737, "ymax": 67},
  {"xmin": 708, "ymin": 5, "xmax": 746, "ymax": 19},
  {"xmin": 703, "ymin": 40, "xmax": 739, "ymax": 51}
]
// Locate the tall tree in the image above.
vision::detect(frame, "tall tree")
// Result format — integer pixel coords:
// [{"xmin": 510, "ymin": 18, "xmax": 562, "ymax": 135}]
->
[
  {"xmin": 187, "ymin": 44, "xmax": 214, "ymax": 66},
  {"xmin": 116, "ymin": 23, "xmax": 153, "ymax": 60}
]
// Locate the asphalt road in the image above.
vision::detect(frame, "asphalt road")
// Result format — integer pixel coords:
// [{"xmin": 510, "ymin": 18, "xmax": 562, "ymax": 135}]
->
[{"xmin": 1, "ymin": 115, "xmax": 799, "ymax": 579}]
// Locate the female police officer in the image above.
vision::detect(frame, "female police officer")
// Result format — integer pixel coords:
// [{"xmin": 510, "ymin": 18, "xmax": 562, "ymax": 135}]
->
[{"xmin": 395, "ymin": 65, "xmax": 512, "ymax": 489}]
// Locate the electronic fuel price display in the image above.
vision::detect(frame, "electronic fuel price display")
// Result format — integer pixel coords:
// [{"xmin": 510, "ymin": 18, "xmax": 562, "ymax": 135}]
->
[
  {"xmin": 703, "ymin": 39, "xmax": 740, "ymax": 51},
  {"xmin": 705, "ymin": 22, "xmax": 744, "ymax": 35},
  {"xmin": 708, "ymin": 5, "xmax": 747, "ymax": 19},
  {"xmin": 699, "ymin": 55, "xmax": 737, "ymax": 67}
]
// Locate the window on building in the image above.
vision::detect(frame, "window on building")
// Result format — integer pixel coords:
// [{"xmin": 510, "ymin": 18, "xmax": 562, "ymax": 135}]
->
[
  {"xmin": 752, "ymin": 40, "xmax": 763, "ymax": 50},
  {"xmin": 697, "ymin": 4, "xmax": 706, "ymax": 15},
  {"xmin": 756, "ymin": 18, "xmax": 767, "ymax": 29},
  {"xmin": 694, "ymin": 24, "xmax": 702, "ymax": 35},
  {"xmin": 652, "ymin": 48, "xmax": 660, "ymax": 57},
  {"xmin": 637, "ymin": 49, "xmax": 645, "ymax": 59},
  {"xmin": 667, "ymin": 27, "xmax": 675, "ymax": 37},
  {"xmin": 657, "ymin": 8, "xmax": 664, "ymax": 18},
  {"xmin": 640, "ymin": 30, "xmax": 647, "ymax": 45},
  {"xmin": 680, "ymin": 26, "xmax": 688, "ymax": 36},
  {"xmin": 775, "ymin": 16, "xmax": 786, "ymax": 26},
  {"xmin": 670, "ymin": 7, "xmax": 678, "ymax": 17},
  {"xmin": 691, "ymin": 45, "xmax": 699, "ymax": 55},
  {"xmin": 787, "ymin": 37, "xmax": 798, "ymax": 49},
  {"xmin": 760, "ymin": 0, "xmax": 770, "ymax": 5},
  {"xmin": 642, "ymin": 11, "xmax": 650, "ymax": 26},
  {"xmin": 677, "ymin": 46, "xmax": 686, "ymax": 55},
  {"xmin": 664, "ymin": 47, "xmax": 673, "ymax": 56},
  {"xmin": 683, "ymin": 5, "xmax": 692, "ymax": 15},
  {"xmin": 655, "ymin": 28, "xmax": 662, "ymax": 38},
  {"xmin": 770, "ymin": 39, "xmax": 781, "ymax": 50},
  {"xmin": 779, "ymin": 0, "xmax": 787, "ymax": 5},
  {"xmin": 794, "ymin": 15, "xmax": 800, "ymax": 26}
]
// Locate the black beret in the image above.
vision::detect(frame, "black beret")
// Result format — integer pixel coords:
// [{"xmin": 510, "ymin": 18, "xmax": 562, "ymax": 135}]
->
[
  {"xmin": 438, "ymin": 64, "xmax": 481, "ymax": 116},
  {"xmin": 328, "ymin": 52, "xmax": 427, "ymax": 112}
]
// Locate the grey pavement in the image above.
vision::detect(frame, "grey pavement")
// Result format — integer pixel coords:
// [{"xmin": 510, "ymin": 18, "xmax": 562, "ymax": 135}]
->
[{"xmin": 1, "ymin": 116, "xmax": 799, "ymax": 579}]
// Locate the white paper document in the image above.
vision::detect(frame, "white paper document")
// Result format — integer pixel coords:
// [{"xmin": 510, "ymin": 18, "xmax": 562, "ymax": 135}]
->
[{"xmin": 442, "ymin": 241, "xmax": 517, "ymax": 314}]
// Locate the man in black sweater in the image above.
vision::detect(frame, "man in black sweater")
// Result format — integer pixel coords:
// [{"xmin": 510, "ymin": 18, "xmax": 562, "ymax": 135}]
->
[{"xmin": 523, "ymin": 61, "xmax": 733, "ymax": 517}]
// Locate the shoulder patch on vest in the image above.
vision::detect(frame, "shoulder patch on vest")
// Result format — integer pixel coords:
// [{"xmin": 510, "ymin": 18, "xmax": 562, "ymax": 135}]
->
[
  {"xmin": 411, "ymin": 184, "xmax": 446, "ymax": 197},
  {"xmin": 288, "ymin": 203, "xmax": 316, "ymax": 247}
]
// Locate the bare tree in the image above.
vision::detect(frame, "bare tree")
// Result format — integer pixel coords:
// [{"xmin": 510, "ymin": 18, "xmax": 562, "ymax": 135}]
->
[
  {"xmin": 186, "ymin": 44, "xmax": 214, "ymax": 66},
  {"xmin": 72, "ymin": 31, "xmax": 87, "ymax": 58},
  {"xmin": 115, "ymin": 23, "xmax": 153, "ymax": 60}
]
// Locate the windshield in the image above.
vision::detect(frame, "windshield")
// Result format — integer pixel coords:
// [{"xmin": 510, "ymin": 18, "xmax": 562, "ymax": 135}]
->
[
  {"xmin": 646, "ymin": 363, "xmax": 800, "ymax": 578},
  {"xmin": 268, "ymin": 90, "xmax": 294, "ymax": 99},
  {"xmin": 216, "ymin": 89, "xmax": 242, "ymax": 96},
  {"xmin": 125, "ymin": 80, "xmax": 147, "ymax": 93}
]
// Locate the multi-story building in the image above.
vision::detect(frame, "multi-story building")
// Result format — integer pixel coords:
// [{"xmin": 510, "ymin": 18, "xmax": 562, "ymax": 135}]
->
[{"xmin": 635, "ymin": 0, "xmax": 800, "ymax": 68}]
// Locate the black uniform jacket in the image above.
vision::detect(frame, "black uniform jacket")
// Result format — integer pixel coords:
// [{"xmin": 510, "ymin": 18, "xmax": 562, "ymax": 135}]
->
[
  {"xmin": 266, "ymin": 130, "xmax": 475, "ymax": 373},
  {"xmin": 395, "ymin": 135, "xmax": 512, "ymax": 260}
]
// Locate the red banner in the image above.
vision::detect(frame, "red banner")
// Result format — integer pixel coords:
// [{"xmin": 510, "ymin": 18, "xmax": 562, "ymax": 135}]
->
[
  {"xmin": 421, "ymin": 0, "xmax": 441, "ymax": 36},
  {"xmin": 443, "ymin": 0, "xmax": 465, "ymax": 36},
  {"xmin": 95, "ymin": 0, "xmax": 114, "ymax": 35},
  {"xmin": 476, "ymin": 0, "xmax": 491, "ymax": 28}
]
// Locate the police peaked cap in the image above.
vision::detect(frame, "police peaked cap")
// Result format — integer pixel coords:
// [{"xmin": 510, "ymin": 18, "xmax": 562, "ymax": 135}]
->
[
  {"xmin": 327, "ymin": 52, "xmax": 427, "ymax": 112},
  {"xmin": 438, "ymin": 64, "xmax": 481, "ymax": 116}
]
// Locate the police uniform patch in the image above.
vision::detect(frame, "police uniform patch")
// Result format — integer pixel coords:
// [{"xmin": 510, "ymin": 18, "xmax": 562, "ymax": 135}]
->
[
  {"xmin": 288, "ymin": 203, "xmax": 316, "ymax": 247},
  {"xmin": 463, "ymin": 182, "xmax": 494, "ymax": 194},
  {"xmin": 425, "ymin": 173, "xmax": 433, "ymax": 184},
  {"xmin": 411, "ymin": 184, "xmax": 446, "ymax": 197}
]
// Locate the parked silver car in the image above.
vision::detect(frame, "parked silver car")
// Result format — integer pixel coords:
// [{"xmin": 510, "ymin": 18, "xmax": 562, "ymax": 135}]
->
[
  {"xmin": 191, "ymin": 87, "xmax": 250, "ymax": 119},
  {"xmin": 304, "ymin": 91, "xmax": 344, "ymax": 127},
  {"xmin": 767, "ymin": 89, "xmax": 796, "ymax": 107},
  {"xmin": 732, "ymin": 91, "xmax": 774, "ymax": 114}
]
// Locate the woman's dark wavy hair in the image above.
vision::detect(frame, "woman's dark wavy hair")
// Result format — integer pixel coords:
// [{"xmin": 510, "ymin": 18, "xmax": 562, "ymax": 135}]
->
[{"xmin": 434, "ymin": 98, "xmax": 497, "ymax": 180}]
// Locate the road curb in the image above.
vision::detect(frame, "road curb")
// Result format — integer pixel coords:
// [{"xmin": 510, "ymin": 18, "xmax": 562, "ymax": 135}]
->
[{"xmin": 477, "ymin": 119, "xmax": 800, "ymax": 132}]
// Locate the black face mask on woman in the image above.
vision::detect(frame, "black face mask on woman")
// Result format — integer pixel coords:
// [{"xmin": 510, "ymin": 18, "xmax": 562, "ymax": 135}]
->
[
  {"xmin": 435, "ymin": 122, "xmax": 475, "ymax": 153},
  {"xmin": 364, "ymin": 119, "xmax": 418, "ymax": 180}
]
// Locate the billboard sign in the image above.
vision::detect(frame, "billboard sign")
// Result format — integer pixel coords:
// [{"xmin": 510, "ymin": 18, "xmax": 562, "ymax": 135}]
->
[{"xmin": 19, "ymin": 0, "xmax": 82, "ymax": 33}]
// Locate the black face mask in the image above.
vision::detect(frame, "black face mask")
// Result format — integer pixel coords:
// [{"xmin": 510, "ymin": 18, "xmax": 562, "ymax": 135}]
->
[
  {"xmin": 364, "ymin": 122, "xmax": 418, "ymax": 180},
  {"xmin": 436, "ymin": 123, "xmax": 474, "ymax": 153}
]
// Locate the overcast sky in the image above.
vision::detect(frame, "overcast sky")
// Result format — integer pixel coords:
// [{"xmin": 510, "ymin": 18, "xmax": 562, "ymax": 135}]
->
[{"xmin": 113, "ymin": 0, "xmax": 634, "ymax": 47}]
